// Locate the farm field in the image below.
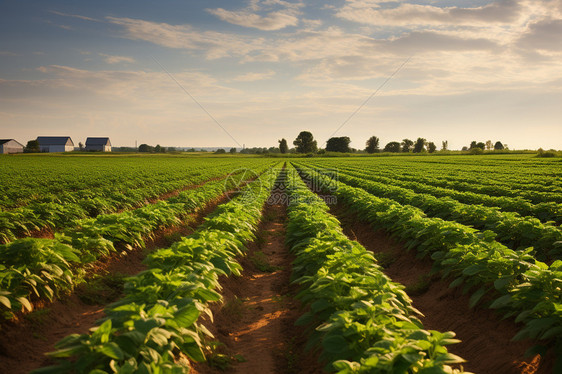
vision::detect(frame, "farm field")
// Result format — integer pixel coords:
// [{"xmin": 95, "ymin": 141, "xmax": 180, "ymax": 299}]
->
[{"xmin": 0, "ymin": 153, "xmax": 560, "ymax": 374}]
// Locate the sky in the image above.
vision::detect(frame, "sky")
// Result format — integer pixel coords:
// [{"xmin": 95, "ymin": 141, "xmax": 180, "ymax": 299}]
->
[{"xmin": 1, "ymin": 0, "xmax": 561, "ymax": 150}]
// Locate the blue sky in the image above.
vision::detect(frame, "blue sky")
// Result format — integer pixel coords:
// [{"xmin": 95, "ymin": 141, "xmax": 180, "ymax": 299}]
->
[{"xmin": 1, "ymin": 0, "xmax": 561, "ymax": 149}]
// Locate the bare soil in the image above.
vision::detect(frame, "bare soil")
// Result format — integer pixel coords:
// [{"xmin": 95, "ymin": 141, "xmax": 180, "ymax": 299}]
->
[
  {"xmin": 0, "ymin": 193, "xmax": 231, "ymax": 374},
  {"xmin": 192, "ymin": 195, "xmax": 323, "ymax": 374},
  {"xmin": 332, "ymin": 205, "xmax": 553, "ymax": 374}
]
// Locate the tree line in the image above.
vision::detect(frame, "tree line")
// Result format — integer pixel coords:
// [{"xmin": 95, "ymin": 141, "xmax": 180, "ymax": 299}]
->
[{"xmin": 272, "ymin": 131, "xmax": 508, "ymax": 154}]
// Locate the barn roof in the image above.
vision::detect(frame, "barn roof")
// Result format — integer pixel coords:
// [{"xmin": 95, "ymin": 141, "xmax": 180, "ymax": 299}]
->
[
  {"xmin": 36, "ymin": 136, "xmax": 74, "ymax": 146},
  {"xmin": 0, "ymin": 139, "xmax": 24, "ymax": 147},
  {"xmin": 85, "ymin": 137, "xmax": 111, "ymax": 146}
]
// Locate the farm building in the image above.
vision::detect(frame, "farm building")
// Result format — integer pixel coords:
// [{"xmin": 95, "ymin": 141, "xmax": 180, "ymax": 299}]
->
[
  {"xmin": 0, "ymin": 139, "xmax": 24, "ymax": 154},
  {"xmin": 85, "ymin": 137, "xmax": 112, "ymax": 152},
  {"xmin": 36, "ymin": 136, "xmax": 75, "ymax": 153}
]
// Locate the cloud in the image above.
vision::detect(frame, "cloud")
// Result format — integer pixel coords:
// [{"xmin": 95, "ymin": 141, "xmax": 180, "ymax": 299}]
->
[
  {"xmin": 99, "ymin": 53, "xmax": 136, "ymax": 64},
  {"xmin": 384, "ymin": 31, "xmax": 499, "ymax": 53},
  {"xmin": 49, "ymin": 10, "xmax": 100, "ymax": 22},
  {"xmin": 107, "ymin": 17, "xmax": 263, "ymax": 59},
  {"xmin": 230, "ymin": 70, "xmax": 276, "ymax": 81},
  {"xmin": 207, "ymin": 8, "xmax": 298, "ymax": 30},
  {"xmin": 336, "ymin": 0, "xmax": 523, "ymax": 26},
  {"xmin": 30, "ymin": 65, "xmax": 234, "ymax": 100},
  {"xmin": 518, "ymin": 18, "xmax": 562, "ymax": 51},
  {"xmin": 0, "ymin": 51, "xmax": 18, "ymax": 56},
  {"xmin": 206, "ymin": 0, "xmax": 303, "ymax": 30}
]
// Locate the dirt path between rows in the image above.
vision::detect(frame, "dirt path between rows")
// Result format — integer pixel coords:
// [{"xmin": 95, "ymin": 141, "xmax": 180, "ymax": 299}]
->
[
  {"xmin": 192, "ymin": 192, "xmax": 323, "ymax": 374},
  {"xmin": 332, "ymin": 206, "xmax": 553, "ymax": 374},
  {"xmin": 0, "ymin": 193, "xmax": 230, "ymax": 374}
]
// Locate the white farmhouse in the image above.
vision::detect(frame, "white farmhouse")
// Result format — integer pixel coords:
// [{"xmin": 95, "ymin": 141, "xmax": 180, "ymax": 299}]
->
[
  {"xmin": 85, "ymin": 137, "xmax": 112, "ymax": 152},
  {"xmin": 36, "ymin": 136, "xmax": 75, "ymax": 153},
  {"xmin": 0, "ymin": 139, "xmax": 24, "ymax": 154}
]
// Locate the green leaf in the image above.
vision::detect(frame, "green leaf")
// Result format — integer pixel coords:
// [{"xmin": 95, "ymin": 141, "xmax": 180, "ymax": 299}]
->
[
  {"xmin": 493, "ymin": 278, "xmax": 511, "ymax": 291},
  {"xmin": 0, "ymin": 295, "xmax": 11, "ymax": 309},
  {"xmin": 16, "ymin": 297, "xmax": 33, "ymax": 312},
  {"xmin": 541, "ymin": 326, "xmax": 562, "ymax": 340},
  {"xmin": 96, "ymin": 342, "xmax": 124, "ymax": 360},
  {"xmin": 436, "ymin": 352, "xmax": 466, "ymax": 364},
  {"xmin": 173, "ymin": 305, "xmax": 200, "ymax": 328},
  {"xmin": 93, "ymin": 319, "xmax": 113, "ymax": 344},
  {"xmin": 322, "ymin": 335, "xmax": 348, "ymax": 353},
  {"xmin": 182, "ymin": 342, "xmax": 206, "ymax": 362},
  {"xmin": 469, "ymin": 288, "xmax": 486, "ymax": 308},
  {"xmin": 490, "ymin": 295, "xmax": 512, "ymax": 309}
]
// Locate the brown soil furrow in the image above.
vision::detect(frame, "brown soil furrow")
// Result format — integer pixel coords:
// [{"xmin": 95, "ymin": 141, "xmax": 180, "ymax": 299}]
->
[
  {"xmin": 0, "ymin": 193, "xmax": 232, "ymax": 374},
  {"xmin": 193, "ymin": 195, "xmax": 323, "ymax": 374},
  {"xmin": 332, "ymin": 205, "xmax": 553, "ymax": 374}
]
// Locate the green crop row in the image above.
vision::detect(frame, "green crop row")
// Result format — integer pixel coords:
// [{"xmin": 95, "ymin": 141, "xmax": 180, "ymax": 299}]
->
[
  {"xmin": 334, "ymin": 159, "xmax": 562, "ymax": 203},
  {"xmin": 0, "ymin": 156, "xmax": 267, "ymax": 209},
  {"xmin": 32, "ymin": 167, "xmax": 281, "ymax": 374},
  {"xmin": 0, "ymin": 170, "xmax": 253, "ymax": 320},
  {"xmin": 295, "ymin": 164, "xmax": 562, "ymax": 371},
  {"xmin": 322, "ymin": 168, "xmax": 562, "ymax": 260},
  {"xmin": 325, "ymin": 163, "xmax": 562, "ymax": 224},
  {"xmin": 0, "ymin": 160, "xmax": 269, "ymax": 243},
  {"xmin": 284, "ymin": 166, "xmax": 466, "ymax": 373},
  {"xmin": 368, "ymin": 167, "xmax": 562, "ymax": 204}
]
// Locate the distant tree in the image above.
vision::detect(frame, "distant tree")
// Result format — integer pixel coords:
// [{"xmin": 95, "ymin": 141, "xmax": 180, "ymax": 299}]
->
[
  {"xmin": 293, "ymin": 131, "xmax": 317, "ymax": 153},
  {"xmin": 428, "ymin": 142, "xmax": 437, "ymax": 153},
  {"xmin": 365, "ymin": 136, "xmax": 380, "ymax": 154},
  {"xmin": 326, "ymin": 136, "xmax": 351, "ymax": 153},
  {"xmin": 383, "ymin": 141, "xmax": 401, "ymax": 153},
  {"xmin": 485, "ymin": 140, "xmax": 493, "ymax": 150},
  {"xmin": 401, "ymin": 139, "xmax": 414, "ymax": 152},
  {"xmin": 25, "ymin": 140, "xmax": 40, "ymax": 153},
  {"xmin": 476, "ymin": 142, "xmax": 486, "ymax": 150},
  {"xmin": 78, "ymin": 142, "xmax": 84, "ymax": 151},
  {"xmin": 413, "ymin": 138, "xmax": 427, "ymax": 153},
  {"xmin": 138, "ymin": 144, "xmax": 152, "ymax": 152},
  {"xmin": 168, "ymin": 147, "xmax": 177, "ymax": 152},
  {"xmin": 441, "ymin": 140, "xmax": 448, "ymax": 151},
  {"xmin": 279, "ymin": 138, "xmax": 289, "ymax": 154},
  {"xmin": 461, "ymin": 146, "xmax": 468, "ymax": 151},
  {"xmin": 229, "ymin": 147, "xmax": 237, "ymax": 154},
  {"xmin": 494, "ymin": 141, "xmax": 504, "ymax": 150},
  {"xmin": 469, "ymin": 141, "xmax": 478, "ymax": 149},
  {"xmin": 154, "ymin": 144, "xmax": 162, "ymax": 153},
  {"xmin": 215, "ymin": 148, "xmax": 226, "ymax": 154}
]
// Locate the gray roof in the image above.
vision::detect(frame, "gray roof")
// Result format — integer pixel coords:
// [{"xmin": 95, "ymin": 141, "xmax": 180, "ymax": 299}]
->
[
  {"xmin": 36, "ymin": 136, "xmax": 74, "ymax": 146},
  {"xmin": 0, "ymin": 139, "xmax": 24, "ymax": 147},
  {"xmin": 85, "ymin": 137, "xmax": 111, "ymax": 146}
]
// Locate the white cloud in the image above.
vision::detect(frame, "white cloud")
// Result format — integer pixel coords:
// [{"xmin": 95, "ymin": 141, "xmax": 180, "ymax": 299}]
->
[
  {"xmin": 517, "ymin": 18, "xmax": 562, "ymax": 51},
  {"xmin": 207, "ymin": 8, "xmax": 298, "ymax": 30},
  {"xmin": 336, "ymin": 0, "xmax": 522, "ymax": 26},
  {"xmin": 0, "ymin": 51, "xmax": 18, "ymax": 56},
  {"xmin": 231, "ymin": 70, "xmax": 276, "ymax": 81},
  {"xmin": 49, "ymin": 10, "xmax": 100, "ymax": 22},
  {"xmin": 107, "ymin": 17, "xmax": 264, "ymax": 59},
  {"xmin": 99, "ymin": 53, "xmax": 136, "ymax": 64},
  {"xmin": 206, "ymin": 0, "xmax": 303, "ymax": 30}
]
